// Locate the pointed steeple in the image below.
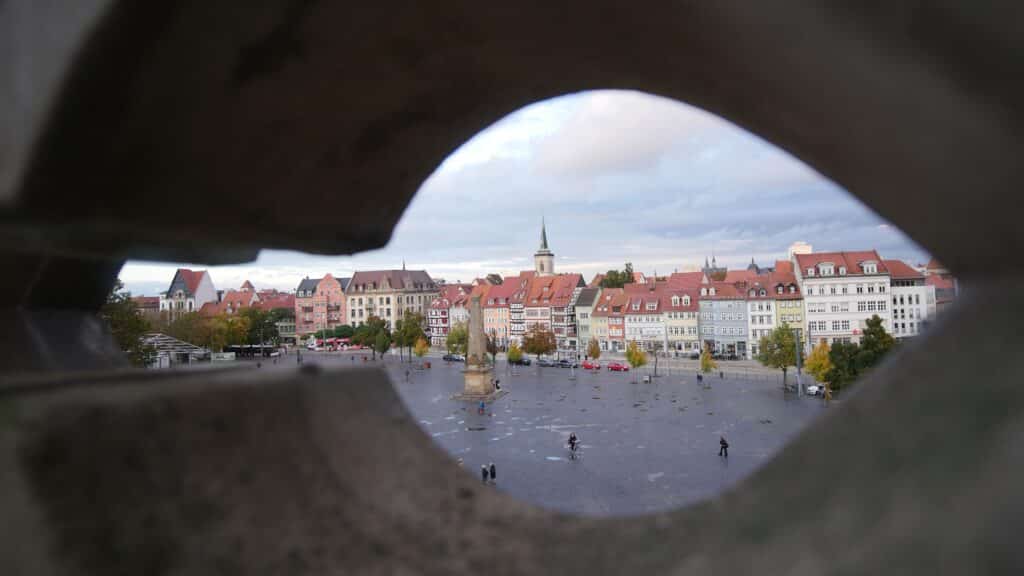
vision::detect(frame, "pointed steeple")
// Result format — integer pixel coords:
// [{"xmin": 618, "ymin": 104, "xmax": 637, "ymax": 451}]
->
[
  {"xmin": 402, "ymin": 259, "xmax": 406, "ymax": 271},
  {"xmin": 705, "ymin": 256, "xmax": 710, "ymax": 268},
  {"xmin": 540, "ymin": 217, "xmax": 549, "ymax": 250}
]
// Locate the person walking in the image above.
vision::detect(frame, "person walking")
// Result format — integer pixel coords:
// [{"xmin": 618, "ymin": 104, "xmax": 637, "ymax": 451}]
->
[
  {"xmin": 719, "ymin": 436, "xmax": 729, "ymax": 458},
  {"xmin": 481, "ymin": 465, "xmax": 489, "ymax": 483},
  {"xmin": 489, "ymin": 462, "xmax": 497, "ymax": 483}
]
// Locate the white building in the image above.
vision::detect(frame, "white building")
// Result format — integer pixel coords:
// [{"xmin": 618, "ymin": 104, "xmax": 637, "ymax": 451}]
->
[
  {"xmin": 159, "ymin": 268, "xmax": 218, "ymax": 320},
  {"xmin": 745, "ymin": 278, "xmax": 777, "ymax": 359},
  {"xmin": 884, "ymin": 260, "xmax": 937, "ymax": 339},
  {"xmin": 794, "ymin": 251, "xmax": 893, "ymax": 349}
]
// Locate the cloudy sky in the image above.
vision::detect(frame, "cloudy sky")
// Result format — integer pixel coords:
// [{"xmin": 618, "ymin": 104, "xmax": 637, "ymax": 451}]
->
[{"xmin": 120, "ymin": 90, "xmax": 929, "ymax": 296}]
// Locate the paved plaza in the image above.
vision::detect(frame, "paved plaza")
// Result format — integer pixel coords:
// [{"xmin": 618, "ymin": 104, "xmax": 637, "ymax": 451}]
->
[{"xmin": 296, "ymin": 351, "xmax": 830, "ymax": 516}]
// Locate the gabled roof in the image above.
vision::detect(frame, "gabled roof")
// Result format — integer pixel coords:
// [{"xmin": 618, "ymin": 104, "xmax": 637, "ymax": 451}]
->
[
  {"xmin": 131, "ymin": 296, "xmax": 160, "ymax": 308},
  {"xmin": 883, "ymin": 259, "xmax": 925, "ymax": 280},
  {"xmin": 701, "ymin": 281, "xmax": 746, "ymax": 300},
  {"xmin": 794, "ymin": 250, "xmax": 889, "ymax": 276},
  {"xmin": 254, "ymin": 293, "xmax": 295, "ymax": 310},
  {"xmin": 348, "ymin": 269, "xmax": 435, "ymax": 291},
  {"xmin": 240, "ymin": 280, "xmax": 256, "ymax": 292},
  {"xmin": 336, "ymin": 277, "xmax": 351, "ymax": 291},
  {"xmin": 588, "ymin": 273, "xmax": 605, "ymax": 288},
  {"xmin": 774, "ymin": 260, "xmax": 794, "ymax": 275},
  {"xmin": 590, "ymin": 288, "xmax": 626, "ymax": 317},
  {"xmin": 667, "ymin": 271, "xmax": 704, "ymax": 289},
  {"xmin": 483, "ymin": 280, "xmax": 519, "ymax": 308},
  {"xmin": 167, "ymin": 268, "xmax": 207, "ymax": 297}
]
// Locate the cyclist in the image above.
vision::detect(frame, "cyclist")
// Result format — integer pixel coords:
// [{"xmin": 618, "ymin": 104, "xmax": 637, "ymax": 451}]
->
[{"xmin": 568, "ymin": 432, "xmax": 578, "ymax": 454}]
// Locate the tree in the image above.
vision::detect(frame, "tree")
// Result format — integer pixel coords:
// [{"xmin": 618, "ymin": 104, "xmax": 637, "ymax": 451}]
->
[
  {"xmin": 825, "ymin": 341, "xmax": 860, "ymax": 391},
  {"xmin": 587, "ymin": 337, "xmax": 601, "ymax": 361},
  {"xmin": 333, "ymin": 324, "xmax": 354, "ymax": 339},
  {"xmin": 599, "ymin": 262, "xmax": 637, "ymax": 288},
  {"xmin": 399, "ymin": 312, "xmax": 426, "ymax": 362},
  {"xmin": 239, "ymin": 308, "xmax": 278, "ymax": 345},
  {"xmin": 507, "ymin": 342, "xmax": 523, "ymax": 364},
  {"xmin": 855, "ymin": 314, "xmax": 895, "ymax": 372},
  {"xmin": 413, "ymin": 337, "xmax": 429, "ymax": 363},
  {"xmin": 625, "ymin": 340, "xmax": 648, "ymax": 380},
  {"xmin": 486, "ymin": 331, "xmax": 499, "ymax": 366},
  {"xmin": 755, "ymin": 323, "xmax": 798, "ymax": 387},
  {"xmin": 374, "ymin": 330, "xmax": 392, "ymax": 358},
  {"xmin": 98, "ymin": 279, "xmax": 155, "ymax": 367},
  {"xmin": 700, "ymin": 343, "xmax": 717, "ymax": 373},
  {"xmin": 447, "ymin": 322, "xmax": 468, "ymax": 356},
  {"xmin": 522, "ymin": 324, "xmax": 556, "ymax": 359},
  {"xmin": 804, "ymin": 340, "xmax": 833, "ymax": 383},
  {"xmin": 165, "ymin": 312, "xmax": 205, "ymax": 346}
]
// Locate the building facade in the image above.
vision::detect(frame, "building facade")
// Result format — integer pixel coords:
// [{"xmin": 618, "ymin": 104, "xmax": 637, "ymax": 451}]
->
[
  {"xmin": 795, "ymin": 251, "xmax": 892, "ymax": 349},
  {"xmin": 484, "ymin": 280, "xmax": 517, "ymax": 349},
  {"xmin": 346, "ymin": 269, "xmax": 437, "ymax": 329},
  {"xmin": 699, "ymin": 281, "xmax": 749, "ymax": 357},
  {"xmin": 572, "ymin": 287, "xmax": 600, "ymax": 353},
  {"xmin": 428, "ymin": 284, "xmax": 470, "ymax": 346},
  {"xmin": 294, "ymin": 274, "xmax": 348, "ymax": 338},
  {"xmin": 884, "ymin": 260, "xmax": 937, "ymax": 339}
]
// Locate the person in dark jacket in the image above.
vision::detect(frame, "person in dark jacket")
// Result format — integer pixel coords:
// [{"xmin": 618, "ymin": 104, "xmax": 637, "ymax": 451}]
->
[
  {"xmin": 481, "ymin": 465, "xmax": 489, "ymax": 483},
  {"xmin": 719, "ymin": 436, "xmax": 729, "ymax": 457},
  {"xmin": 489, "ymin": 462, "xmax": 496, "ymax": 482}
]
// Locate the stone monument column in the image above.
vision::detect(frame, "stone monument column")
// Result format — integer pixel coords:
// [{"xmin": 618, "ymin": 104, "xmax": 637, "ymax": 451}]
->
[{"xmin": 462, "ymin": 295, "xmax": 495, "ymax": 395}]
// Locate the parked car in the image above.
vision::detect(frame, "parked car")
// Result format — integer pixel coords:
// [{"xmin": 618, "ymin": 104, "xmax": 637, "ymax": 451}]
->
[
  {"xmin": 582, "ymin": 360, "xmax": 600, "ymax": 370},
  {"xmin": 607, "ymin": 361, "xmax": 629, "ymax": 372},
  {"xmin": 557, "ymin": 359, "xmax": 578, "ymax": 368},
  {"xmin": 807, "ymin": 384, "xmax": 823, "ymax": 396},
  {"xmin": 443, "ymin": 353, "xmax": 465, "ymax": 362},
  {"xmin": 688, "ymin": 352, "xmax": 700, "ymax": 360},
  {"xmin": 537, "ymin": 358, "xmax": 556, "ymax": 367},
  {"xmin": 509, "ymin": 357, "xmax": 531, "ymax": 366}
]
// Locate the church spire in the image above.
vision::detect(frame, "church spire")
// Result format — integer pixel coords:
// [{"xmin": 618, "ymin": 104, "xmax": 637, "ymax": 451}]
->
[{"xmin": 540, "ymin": 217, "xmax": 549, "ymax": 250}]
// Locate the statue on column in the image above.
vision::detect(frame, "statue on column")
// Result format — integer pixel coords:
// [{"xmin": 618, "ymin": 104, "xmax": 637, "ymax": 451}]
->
[{"xmin": 462, "ymin": 295, "xmax": 495, "ymax": 395}]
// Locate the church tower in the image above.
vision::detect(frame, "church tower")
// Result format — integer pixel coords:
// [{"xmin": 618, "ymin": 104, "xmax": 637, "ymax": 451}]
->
[{"xmin": 534, "ymin": 218, "xmax": 555, "ymax": 276}]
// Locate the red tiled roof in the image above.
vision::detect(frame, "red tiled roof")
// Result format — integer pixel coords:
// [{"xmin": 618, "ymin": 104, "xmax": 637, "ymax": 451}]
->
[
  {"xmin": 240, "ymin": 280, "xmax": 256, "ymax": 292},
  {"xmin": 483, "ymin": 280, "xmax": 519, "ymax": 308},
  {"xmin": 430, "ymin": 284, "xmax": 471, "ymax": 309},
  {"xmin": 176, "ymin": 268, "xmax": 206, "ymax": 294},
  {"xmin": 774, "ymin": 260, "xmax": 794, "ymax": 275},
  {"xmin": 131, "ymin": 296, "xmax": 159, "ymax": 309},
  {"xmin": 198, "ymin": 301, "xmax": 220, "ymax": 317},
  {"xmin": 722, "ymin": 269, "xmax": 759, "ymax": 283},
  {"xmin": 589, "ymin": 273, "xmax": 605, "ymax": 287},
  {"xmin": 702, "ymin": 281, "xmax": 746, "ymax": 299},
  {"xmin": 254, "ymin": 294, "xmax": 295, "ymax": 310},
  {"xmin": 794, "ymin": 250, "xmax": 888, "ymax": 276},
  {"xmin": 590, "ymin": 288, "xmax": 626, "ymax": 317},
  {"xmin": 667, "ymin": 271, "xmax": 704, "ymax": 289},
  {"xmin": 348, "ymin": 269, "xmax": 435, "ymax": 291},
  {"xmin": 883, "ymin": 259, "xmax": 924, "ymax": 280},
  {"xmin": 926, "ymin": 258, "xmax": 946, "ymax": 271},
  {"xmin": 925, "ymin": 275, "xmax": 955, "ymax": 291}
]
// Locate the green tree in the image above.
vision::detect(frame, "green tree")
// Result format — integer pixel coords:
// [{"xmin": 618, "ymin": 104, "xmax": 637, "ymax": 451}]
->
[
  {"xmin": 447, "ymin": 322, "xmax": 468, "ymax": 356},
  {"xmin": 587, "ymin": 337, "xmax": 601, "ymax": 361},
  {"xmin": 700, "ymin": 343, "xmax": 717, "ymax": 373},
  {"xmin": 523, "ymin": 324, "xmax": 556, "ymax": 359},
  {"xmin": 239, "ymin": 308, "xmax": 279, "ymax": 345},
  {"xmin": 333, "ymin": 324, "xmax": 354, "ymax": 339},
  {"xmin": 855, "ymin": 314, "xmax": 895, "ymax": 372},
  {"xmin": 625, "ymin": 340, "xmax": 648, "ymax": 380},
  {"xmin": 825, "ymin": 341, "xmax": 860, "ymax": 391},
  {"xmin": 374, "ymin": 330, "xmax": 392, "ymax": 358},
  {"xmin": 399, "ymin": 312, "xmax": 426, "ymax": 362},
  {"xmin": 805, "ymin": 340, "xmax": 832, "ymax": 382},
  {"xmin": 507, "ymin": 342, "xmax": 523, "ymax": 364},
  {"xmin": 599, "ymin": 262, "xmax": 636, "ymax": 288},
  {"xmin": 98, "ymin": 279, "xmax": 155, "ymax": 367},
  {"xmin": 755, "ymin": 323, "xmax": 798, "ymax": 387},
  {"xmin": 363, "ymin": 316, "xmax": 389, "ymax": 359}
]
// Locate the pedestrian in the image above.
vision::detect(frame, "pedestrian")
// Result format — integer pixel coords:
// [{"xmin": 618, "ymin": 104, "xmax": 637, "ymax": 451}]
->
[
  {"xmin": 481, "ymin": 465, "xmax": 489, "ymax": 483},
  {"xmin": 405, "ymin": 369, "xmax": 410, "ymax": 382},
  {"xmin": 719, "ymin": 436, "xmax": 729, "ymax": 458},
  {"xmin": 256, "ymin": 361, "xmax": 262, "ymax": 369},
  {"xmin": 489, "ymin": 462, "xmax": 497, "ymax": 483},
  {"xmin": 697, "ymin": 373, "xmax": 703, "ymax": 384},
  {"xmin": 351, "ymin": 355, "xmax": 355, "ymax": 363},
  {"xmin": 720, "ymin": 371, "xmax": 724, "ymax": 379},
  {"xmin": 478, "ymin": 400, "xmax": 486, "ymax": 415},
  {"xmin": 494, "ymin": 379, "xmax": 501, "ymax": 390}
]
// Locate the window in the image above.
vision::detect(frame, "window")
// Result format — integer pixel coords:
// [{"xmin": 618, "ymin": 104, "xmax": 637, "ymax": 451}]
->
[
  {"xmin": 807, "ymin": 268, "xmax": 815, "ymax": 276},
  {"xmin": 879, "ymin": 285, "xmax": 886, "ymax": 293},
  {"xmin": 858, "ymin": 301, "xmax": 866, "ymax": 312},
  {"xmin": 915, "ymin": 294, "xmax": 920, "ymax": 305},
  {"xmin": 777, "ymin": 285, "xmax": 783, "ymax": 294},
  {"xmin": 839, "ymin": 266, "xmax": 847, "ymax": 275},
  {"xmin": 683, "ymin": 296, "xmax": 690, "ymax": 306},
  {"xmin": 841, "ymin": 320, "xmax": 850, "ymax": 330},
  {"xmin": 879, "ymin": 301, "xmax": 887, "ymax": 311},
  {"xmin": 830, "ymin": 286, "xmax": 837, "ymax": 295},
  {"xmin": 867, "ymin": 301, "xmax": 877, "ymax": 311},
  {"xmin": 842, "ymin": 285, "xmax": 848, "ymax": 294},
  {"xmin": 868, "ymin": 285, "xmax": 875, "ymax": 294},
  {"xmin": 789, "ymin": 285, "xmax": 796, "ymax": 294},
  {"xmin": 856, "ymin": 285, "xmax": 864, "ymax": 294}
]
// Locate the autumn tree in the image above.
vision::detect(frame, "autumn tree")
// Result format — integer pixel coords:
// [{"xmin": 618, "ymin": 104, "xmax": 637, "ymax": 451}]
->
[
  {"xmin": 507, "ymin": 342, "xmax": 523, "ymax": 364},
  {"xmin": 239, "ymin": 308, "xmax": 279, "ymax": 345},
  {"xmin": 804, "ymin": 340, "xmax": 832, "ymax": 383},
  {"xmin": 413, "ymin": 337, "xmax": 429, "ymax": 363},
  {"xmin": 486, "ymin": 331, "xmax": 499, "ymax": 365},
  {"xmin": 587, "ymin": 337, "xmax": 601, "ymax": 361},
  {"xmin": 755, "ymin": 323, "xmax": 798, "ymax": 387},
  {"xmin": 374, "ymin": 330, "xmax": 392, "ymax": 358},
  {"xmin": 625, "ymin": 340, "xmax": 648, "ymax": 380},
  {"xmin": 523, "ymin": 324, "xmax": 556, "ymax": 360},
  {"xmin": 700, "ymin": 343, "xmax": 717, "ymax": 373},
  {"xmin": 395, "ymin": 312, "xmax": 426, "ymax": 362},
  {"xmin": 855, "ymin": 314, "xmax": 895, "ymax": 372},
  {"xmin": 98, "ymin": 279, "xmax": 154, "ymax": 367},
  {"xmin": 446, "ymin": 322, "xmax": 468, "ymax": 356},
  {"xmin": 825, "ymin": 341, "xmax": 860, "ymax": 391}
]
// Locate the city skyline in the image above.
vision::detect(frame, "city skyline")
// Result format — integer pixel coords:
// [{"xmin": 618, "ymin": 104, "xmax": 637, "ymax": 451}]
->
[{"xmin": 119, "ymin": 90, "xmax": 929, "ymax": 296}]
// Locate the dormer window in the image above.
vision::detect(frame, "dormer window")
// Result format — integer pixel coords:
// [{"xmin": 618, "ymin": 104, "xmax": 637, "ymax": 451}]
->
[
  {"xmin": 672, "ymin": 296, "xmax": 680, "ymax": 306},
  {"xmin": 759, "ymin": 289, "xmax": 766, "ymax": 296},
  {"xmin": 776, "ymin": 285, "xmax": 783, "ymax": 294},
  {"xmin": 701, "ymin": 287, "xmax": 708, "ymax": 296},
  {"xmin": 646, "ymin": 302, "xmax": 657, "ymax": 311},
  {"xmin": 863, "ymin": 262, "xmax": 877, "ymax": 274},
  {"xmin": 819, "ymin": 263, "xmax": 835, "ymax": 276},
  {"xmin": 632, "ymin": 303, "xmax": 640, "ymax": 311},
  {"xmin": 807, "ymin": 268, "xmax": 815, "ymax": 276},
  {"xmin": 683, "ymin": 296, "xmax": 690, "ymax": 306},
  {"xmin": 789, "ymin": 285, "xmax": 796, "ymax": 293},
  {"xmin": 709, "ymin": 287, "xmax": 717, "ymax": 296},
  {"xmin": 749, "ymin": 289, "xmax": 756, "ymax": 297},
  {"xmin": 839, "ymin": 266, "xmax": 847, "ymax": 275}
]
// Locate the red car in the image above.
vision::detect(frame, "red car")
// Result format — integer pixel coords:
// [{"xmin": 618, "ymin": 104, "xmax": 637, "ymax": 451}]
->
[
  {"xmin": 582, "ymin": 360, "xmax": 601, "ymax": 370},
  {"xmin": 607, "ymin": 361, "xmax": 629, "ymax": 372}
]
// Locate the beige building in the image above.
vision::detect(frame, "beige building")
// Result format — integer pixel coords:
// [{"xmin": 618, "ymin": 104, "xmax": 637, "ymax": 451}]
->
[{"xmin": 346, "ymin": 269, "xmax": 438, "ymax": 329}]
